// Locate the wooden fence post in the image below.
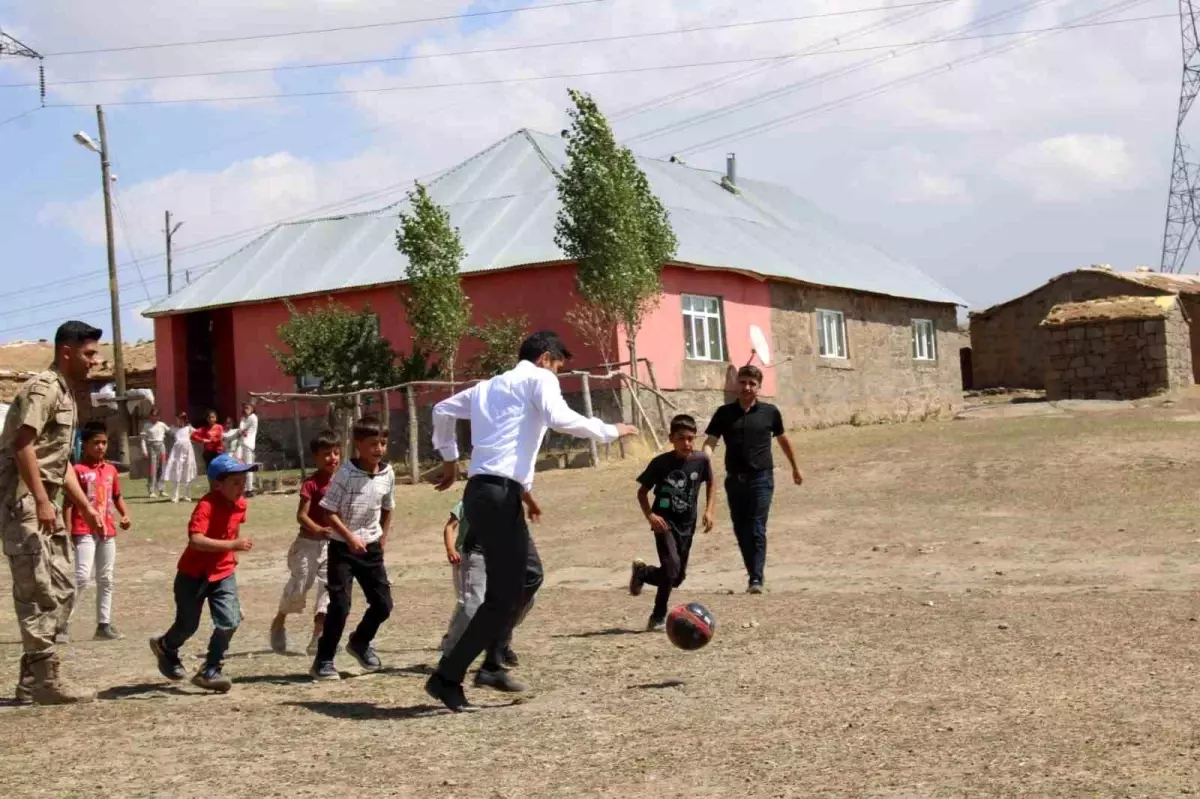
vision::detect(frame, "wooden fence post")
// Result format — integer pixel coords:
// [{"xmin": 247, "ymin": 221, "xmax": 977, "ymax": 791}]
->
[
  {"xmin": 644, "ymin": 360, "xmax": 669, "ymax": 434},
  {"xmin": 381, "ymin": 390, "xmax": 390, "ymax": 455},
  {"xmin": 580, "ymin": 373, "xmax": 599, "ymax": 468},
  {"xmin": 292, "ymin": 399, "xmax": 306, "ymax": 481},
  {"xmin": 406, "ymin": 384, "xmax": 419, "ymax": 486}
]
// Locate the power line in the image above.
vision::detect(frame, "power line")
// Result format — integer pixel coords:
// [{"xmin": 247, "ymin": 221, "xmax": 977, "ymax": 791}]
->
[
  {"xmin": 669, "ymin": 0, "xmax": 1160, "ymax": 158},
  {"xmin": 0, "ymin": 105, "xmax": 39, "ymax": 127},
  {"xmin": 42, "ymin": 0, "xmax": 614, "ymax": 57},
  {"xmin": 0, "ymin": 1, "xmax": 953, "ymax": 89},
  {"xmin": 38, "ymin": 10, "xmax": 1169, "ymax": 109},
  {"xmin": 111, "ymin": 188, "xmax": 154, "ymax": 302}
]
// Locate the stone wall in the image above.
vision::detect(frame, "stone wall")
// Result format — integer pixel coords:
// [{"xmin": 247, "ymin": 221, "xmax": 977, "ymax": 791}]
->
[
  {"xmin": 1043, "ymin": 306, "xmax": 1193, "ymax": 400},
  {"xmin": 970, "ymin": 271, "xmax": 1165, "ymax": 390},
  {"xmin": 768, "ymin": 283, "xmax": 962, "ymax": 429}
]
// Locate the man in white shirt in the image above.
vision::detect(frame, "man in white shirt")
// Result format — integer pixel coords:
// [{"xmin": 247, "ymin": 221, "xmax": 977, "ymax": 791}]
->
[
  {"xmin": 236, "ymin": 403, "xmax": 258, "ymax": 496},
  {"xmin": 424, "ymin": 331, "xmax": 636, "ymax": 712}
]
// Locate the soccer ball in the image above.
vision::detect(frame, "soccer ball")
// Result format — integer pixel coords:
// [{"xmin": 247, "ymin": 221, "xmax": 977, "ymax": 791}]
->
[{"xmin": 665, "ymin": 602, "xmax": 716, "ymax": 650}]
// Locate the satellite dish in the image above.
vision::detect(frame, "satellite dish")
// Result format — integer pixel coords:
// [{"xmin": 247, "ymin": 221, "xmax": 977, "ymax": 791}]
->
[{"xmin": 748, "ymin": 325, "xmax": 771, "ymax": 366}]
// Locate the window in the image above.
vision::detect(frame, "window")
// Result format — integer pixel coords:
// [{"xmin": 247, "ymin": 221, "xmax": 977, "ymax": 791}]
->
[
  {"xmin": 297, "ymin": 374, "xmax": 323, "ymax": 391},
  {"xmin": 817, "ymin": 309, "xmax": 847, "ymax": 359},
  {"xmin": 912, "ymin": 319, "xmax": 937, "ymax": 361},
  {"xmin": 682, "ymin": 294, "xmax": 726, "ymax": 361}
]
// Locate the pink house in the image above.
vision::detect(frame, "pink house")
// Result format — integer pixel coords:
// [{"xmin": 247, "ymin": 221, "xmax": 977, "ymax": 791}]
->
[{"xmin": 145, "ymin": 130, "xmax": 965, "ymax": 461}]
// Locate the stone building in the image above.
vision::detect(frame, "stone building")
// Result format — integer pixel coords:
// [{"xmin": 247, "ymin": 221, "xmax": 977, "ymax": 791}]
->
[
  {"xmin": 969, "ymin": 266, "xmax": 1200, "ymax": 390},
  {"xmin": 1041, "ymin": 296, "xmax": 1193, "ymax": 400}
]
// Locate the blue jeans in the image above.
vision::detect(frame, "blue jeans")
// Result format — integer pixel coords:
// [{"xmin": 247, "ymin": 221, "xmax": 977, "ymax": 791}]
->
[
  {"xmin": 162, "ymin": 572, "xmax": 241, "ymax": 668},
  {"xmin": 725, "ymin": 471, "xmax": 774, "ymax": 585}
]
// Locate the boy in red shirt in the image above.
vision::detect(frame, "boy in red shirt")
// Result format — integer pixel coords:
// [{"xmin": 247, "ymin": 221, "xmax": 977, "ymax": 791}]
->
[
  {"xmin": 269, "ymin": 430, "xmax": 340, "ymax": 656},
  {"xmin": 149, "ymin": 453, "xmax": 257, "ymax": 693},
  {"xmin": 66, "ymin": 422, "xmax": 131, "ymax": 642}
]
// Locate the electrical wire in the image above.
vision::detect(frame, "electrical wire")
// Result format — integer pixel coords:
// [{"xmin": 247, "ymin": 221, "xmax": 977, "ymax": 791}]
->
[
  {"xmin": 1, "ymin": 1, "xmax": 954, "ymax": 88},
  {"xmin": 112, "ymin": 188, "xmax": 154, "ymax": 302},
  {"xmin": 0, "ymin": 105, "xmax": 39, "ymax": 127}
]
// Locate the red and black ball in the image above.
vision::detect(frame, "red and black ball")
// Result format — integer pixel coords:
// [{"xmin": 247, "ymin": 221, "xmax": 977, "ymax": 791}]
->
[{"xmin": 665, "ymin": 602, "xmax": 716, "ymax": 650}]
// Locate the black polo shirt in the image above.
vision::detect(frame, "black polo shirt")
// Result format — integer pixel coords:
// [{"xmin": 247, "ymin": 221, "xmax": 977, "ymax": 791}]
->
[{"xmin": 704, "ymin": 401, "xmax": 785, "ymax": 475}]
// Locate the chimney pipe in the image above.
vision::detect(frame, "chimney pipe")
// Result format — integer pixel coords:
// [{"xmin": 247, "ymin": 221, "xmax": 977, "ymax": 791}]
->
[{"xmin": 726, "ymin": 153, "xmax": 736, "ymax": 186}]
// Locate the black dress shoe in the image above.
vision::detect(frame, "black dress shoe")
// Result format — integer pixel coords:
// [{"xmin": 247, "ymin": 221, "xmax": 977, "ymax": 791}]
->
[
  {"xmin": 474, "ymin": 667, "xmax": 527, "ymax": 693},
  {"xmin": 425, "ymin": 673, "xmax": 470, "ymax": 712}
]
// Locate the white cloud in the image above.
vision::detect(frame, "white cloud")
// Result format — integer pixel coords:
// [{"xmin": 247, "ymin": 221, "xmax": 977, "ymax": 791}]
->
[
  {"xmin": 857, "ymin": 146, "xmax": 970, "ymax": 204},
  {"xmin": 997, "ymin": 133, "xmax": 1139, "ymax": 203}
]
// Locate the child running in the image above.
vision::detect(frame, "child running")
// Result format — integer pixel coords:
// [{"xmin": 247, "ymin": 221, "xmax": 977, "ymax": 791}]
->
[
  {"xmin": 164, "ymin": 410, "xmax": 197, "ymax": 502},
  {"xmin": 629, "ymin": 414, "xmax": 716, "ymax": 631},
  {"xmin": 149, "ymin": 453, "xmax": 258, "ymax": 693},
  {"xmin": 270, "ymin": 430, "xmax": 340, "ymax": 656},
  {"xmin": 310, "ymin": 415, "xmax": 395, "ymax": 681},
  {"xmin": 439, "ymin": 490, "xmax": 541, "ymax": 665},
  {"xmin": 141, "ymin": 408, "xmax": 170, "ymax": 499},
  {"xmin": 67, "ymin": 422, "xmax": 131, "ymax": 642}
]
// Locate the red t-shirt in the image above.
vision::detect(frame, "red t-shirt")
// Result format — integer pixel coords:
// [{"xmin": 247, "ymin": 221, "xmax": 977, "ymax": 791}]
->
[
  {"xmin": 191, "ymin": 424, "xmax": 225, "ymax": 454},
  {"xmin": 71, "ymin": 461, "xmax": 120, "ymax": 538},
  {"xmin": 177, "ymin": 491, "xmax": 247, "ymax": 582},
  {"xmin": 300, "ymin": 470, "xmax": 333, "ymax": 530}
]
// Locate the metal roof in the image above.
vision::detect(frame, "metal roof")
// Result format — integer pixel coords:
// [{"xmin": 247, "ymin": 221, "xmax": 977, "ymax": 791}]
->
[{"xmin": 144, "ymin": 129, "xmax": 965, "ymax": 318}]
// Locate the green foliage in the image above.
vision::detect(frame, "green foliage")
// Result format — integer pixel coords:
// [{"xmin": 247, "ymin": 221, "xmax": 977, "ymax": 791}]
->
[
  {"xmin": 270, "ymin": 301, "xmax": 400, "ymax": 395},
  {"xmin": 554, "ymin": 89, "xmax": 678, "ymax": 344},
  {"xmin": 468, "ymin": 314, "xmax": 530, "ymax": 377},
  {"xmin": 397, "ymin": 347, "xmax": 441, "ymax": 383},
  {"xmin": 396, "ymin": 181, "xmax": 472, "ymax": 378}
]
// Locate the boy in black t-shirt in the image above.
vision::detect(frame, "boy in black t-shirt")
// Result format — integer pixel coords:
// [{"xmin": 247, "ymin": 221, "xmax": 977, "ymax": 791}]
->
[{"xmin": 629, "ymin": 415, "xmax": 716, "ymax": 631}]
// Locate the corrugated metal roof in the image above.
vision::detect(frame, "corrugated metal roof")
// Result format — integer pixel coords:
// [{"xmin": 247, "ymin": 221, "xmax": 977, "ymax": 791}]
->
[{"xmin": 145, "ymin": 129, "xmax": 965, "ymax": 317}]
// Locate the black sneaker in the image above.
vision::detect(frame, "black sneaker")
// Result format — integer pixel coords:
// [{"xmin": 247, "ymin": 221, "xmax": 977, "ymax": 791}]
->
[
  {"xmin": 499, "ymin": 646, "xmax": 520, "ymax": 669},
  {"xmin": 475, "ymin": 667, "xmax": 528, "ymax": 693},
  {"xmin": 346, "ymin": 636, "xmax": 382, "ymax": 672},
  {"xmin": 94, "ymin": 623, "xmax": 122, "ymax": 641},
  {"xmin": 192, "ymin": 664, "xmax": 232, "ymax": 693},
  {"xmin": 629, "ymin": 559, "xmax": 647, "ymax": 596},
  {"xmin": 309, "ymin": 660, "xmax": 340, "ymax": 681},
  {"xmin": 747, "ymin": 582, "xmax": 764, "ymax": 595},
  {"xmin": 425, "ymin": 673, "xmax": 470, "ymax": 713},
  {"xmin": 149, "ymin": 637, "xmax": 187, "ymax": 681}
]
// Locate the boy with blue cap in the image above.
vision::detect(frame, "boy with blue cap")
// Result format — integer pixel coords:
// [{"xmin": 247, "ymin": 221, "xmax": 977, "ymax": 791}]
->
[{"xmin": 149, "ymin": 453, "xmax": 258, "ymax": 693}]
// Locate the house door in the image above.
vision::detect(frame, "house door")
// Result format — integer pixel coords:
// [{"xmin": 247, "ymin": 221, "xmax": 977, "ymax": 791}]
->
[{"xmin": 185, "ymin": 312, "xmax": 216, "ymax": 423}]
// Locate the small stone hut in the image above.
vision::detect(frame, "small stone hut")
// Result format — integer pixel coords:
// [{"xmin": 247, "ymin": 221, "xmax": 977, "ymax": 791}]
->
[{"xmin": 1040, "ymin": 295, "xmax": 1193, "ymax": 400}]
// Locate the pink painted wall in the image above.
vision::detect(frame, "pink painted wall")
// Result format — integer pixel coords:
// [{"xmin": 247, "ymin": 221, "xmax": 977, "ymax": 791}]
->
[{"xmin": 154, "ymin": 262, "xmax": 777, "ymax": 420}]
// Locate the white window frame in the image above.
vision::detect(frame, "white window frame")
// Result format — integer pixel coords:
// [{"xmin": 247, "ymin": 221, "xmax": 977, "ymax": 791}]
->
[
  {"xmin": 816, "ymin": 309, "xmax": 848, "ymax": 359},
  {"xmin": 297, "ymin": 374, "xmax": 323, "ymax": 391},
  {"xmin": 911, "ymin": 318, "xmax": 937, "ymax": 361},
  {"xmin": 682, "ymin": 294, "xmax": 726, "ymax": 362}
]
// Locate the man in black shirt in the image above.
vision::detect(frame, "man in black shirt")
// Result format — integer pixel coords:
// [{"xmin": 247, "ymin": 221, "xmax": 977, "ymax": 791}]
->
[{"xmin": 703, "ymin": 365, "xmax": 803, "ymax": 593}]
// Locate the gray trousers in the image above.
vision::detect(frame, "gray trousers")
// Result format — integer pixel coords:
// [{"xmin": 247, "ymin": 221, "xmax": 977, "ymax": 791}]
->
[{"xmin": 440, "ymin": 551, "xmax": 534, "ymax": 658}]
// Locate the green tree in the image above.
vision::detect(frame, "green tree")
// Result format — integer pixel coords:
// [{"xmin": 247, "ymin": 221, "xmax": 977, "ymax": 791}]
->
[
  {"xmin": 469, "ymin": 314, "xmax": 530, "ymax": 377},
  {"xmin": 396, "ymin": 181, "xmax": 472, "ymax": 380},
  {"xmin": 270, "ymin": 300, "xmax": 400, "ymax": 401},
  {"xmin": 554, "ymin": 88, "xmax": 678, "ymax": 386}
]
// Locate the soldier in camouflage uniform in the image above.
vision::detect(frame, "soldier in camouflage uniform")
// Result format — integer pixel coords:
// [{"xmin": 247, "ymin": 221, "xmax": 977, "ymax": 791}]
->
[{"xmin": 1, "ymin": 321, "xmax": 104, "ymax": 705}]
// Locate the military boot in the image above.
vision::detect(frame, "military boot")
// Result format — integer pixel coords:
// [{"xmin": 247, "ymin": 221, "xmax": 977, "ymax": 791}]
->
[
  {"xmin": 29, "ymin": 655, "xmax": 95, "ymax": 705},
  {"xmin": 14, "ymin": 655, "xmax": 33, "ymax": 704}
]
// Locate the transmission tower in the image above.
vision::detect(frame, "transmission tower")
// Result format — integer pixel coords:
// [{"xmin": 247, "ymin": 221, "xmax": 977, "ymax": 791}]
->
[
  {"xmin": 0, "ymin": 27, "xmax": 45, "ymax": 105},
  {"xmin": 1162, "ymin": 2, "xmax": 1200, "ymax": 274}
]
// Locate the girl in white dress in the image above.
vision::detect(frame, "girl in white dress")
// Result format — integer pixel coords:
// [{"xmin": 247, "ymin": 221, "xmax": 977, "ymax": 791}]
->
[{"xmin": 164, "ymin": 410, "xmax": 198, "ymax": 502}]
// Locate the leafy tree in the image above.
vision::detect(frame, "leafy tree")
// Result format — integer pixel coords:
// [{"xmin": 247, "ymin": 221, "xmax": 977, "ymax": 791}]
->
[
  {"xmin": 554, "ymin": 89, "xmax": 678, "ymax": 386},
  {"xmin": 270, "ymin": 300, "xmax": 400, "ymax": 401},
  {"xmin": 396, "ymin": 181, "xmax": 471, "ymax": 380},
  {"xmin": 469, "ymin": 315, "xmax": 530, "ymax": 377}
]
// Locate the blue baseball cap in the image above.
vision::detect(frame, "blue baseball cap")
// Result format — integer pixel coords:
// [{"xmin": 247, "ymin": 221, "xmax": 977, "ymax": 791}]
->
[{"xmin": 207, "ymin": 453, "xmax": 261, "ymax": 482}]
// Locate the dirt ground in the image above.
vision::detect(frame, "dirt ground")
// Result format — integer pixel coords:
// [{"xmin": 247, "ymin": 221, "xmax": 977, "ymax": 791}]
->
[{"xmin": 2, "ymin": 397, "xmax": 1200, "ymax": 798}]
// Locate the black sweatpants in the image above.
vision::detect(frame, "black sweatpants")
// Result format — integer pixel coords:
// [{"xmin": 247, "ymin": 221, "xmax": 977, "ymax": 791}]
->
[
  {"xmin": 642, "ymin": 524, "xmax": 695, "ymax": 621},
  {"xmin": 316, "ymin": 540, "xmax": 393, "ymax": 662},
  {"xmin": 437, "ymin": 475, "xmax": 542, "ymax": 684}
]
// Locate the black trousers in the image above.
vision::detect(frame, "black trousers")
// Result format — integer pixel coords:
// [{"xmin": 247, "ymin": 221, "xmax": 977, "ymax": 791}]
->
[
  {"xmin": 437, "ymin": 475, "xmax": 543, "ymax": 683},
  {"xmin": 316, "ymin": 540, "xmax": 393, "ymax": 662},
  {"xmin": 642, "ymin": 525, "xmax": 695, "ymax": 621}
]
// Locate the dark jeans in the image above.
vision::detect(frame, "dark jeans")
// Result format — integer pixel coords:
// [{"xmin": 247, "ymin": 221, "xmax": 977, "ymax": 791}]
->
[
  {"xmin": 438, "ymin": 475, "xmax": 543, "ymax": 683},
  {"xmin": 316, "ymin": 540, "xmax": 393, "ymax": 662},
  {"xmin": 162, "ymin": 572, "xmax": 241, "ymax": 669},
  {"xmin": 725, "ymin": 471, "xmax": 774, "ymax": 585},
  {"xmin": 642, "ymin": 525, "xmax": 695, "ymax": 620}
]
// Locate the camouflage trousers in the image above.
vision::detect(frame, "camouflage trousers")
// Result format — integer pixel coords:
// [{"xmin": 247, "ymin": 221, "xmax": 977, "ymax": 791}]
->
[{"xmin": 1, "ymin": 493, "xmax": 75, "ymax": 659}]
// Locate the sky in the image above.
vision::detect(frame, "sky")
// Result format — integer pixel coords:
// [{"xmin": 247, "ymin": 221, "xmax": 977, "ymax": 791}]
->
[{"xmin": 0, "ymin": 0, "xmax": 1184, "ymax": 344}]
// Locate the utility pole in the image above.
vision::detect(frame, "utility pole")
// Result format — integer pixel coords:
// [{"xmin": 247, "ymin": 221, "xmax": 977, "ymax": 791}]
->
[
  {"xmin": 1162, "ymin": 1, "xmax": 1200, "ymax": 274},
  {"xmin": 165, "ymin": 210, "xmax": 183, "ymax": 294},
  {"xmin": 96, "ymin": 105, "xmax": 130, "ymax": 464}
]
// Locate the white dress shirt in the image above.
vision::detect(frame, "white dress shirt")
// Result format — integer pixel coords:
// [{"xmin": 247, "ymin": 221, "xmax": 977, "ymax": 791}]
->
[{"xmin": 432, "ymin": 360, "xmax": 620, "ymax": 491}]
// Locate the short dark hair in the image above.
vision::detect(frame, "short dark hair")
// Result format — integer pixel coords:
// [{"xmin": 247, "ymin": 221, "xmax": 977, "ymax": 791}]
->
[
  {"xmin": 669, "ymin": 414, "xmax": 697, "ymax": 436},
  {"xmin": 80, "ymin": 421, "xmax": 108, "ymax": 443},
  {"xmin": 353, "ymin": 414, "xmax": 388, "ymax": 441},
  {"xmin": 54, "ymin": 321, "xmax": 102, "ymax": 351},
  {"xmin": 310, "ymin": 429, "xmax": 341, "ymax": 454},
  {"xmin": 149, "ymin": 407, "xmax": 160, "ymax": 416},
  {"xmin": 737, "ymin": 365, "xmax": 763, "ymax": 384},
  {"xmin": 518, "ymin": 330, "xmax": 572, "ymax": 364}
]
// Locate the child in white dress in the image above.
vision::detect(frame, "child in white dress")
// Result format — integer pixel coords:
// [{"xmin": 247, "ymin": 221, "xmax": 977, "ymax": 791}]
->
[{"xmin": 164, "ymin": 411, "xmax": 198, "ymax": 503}]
